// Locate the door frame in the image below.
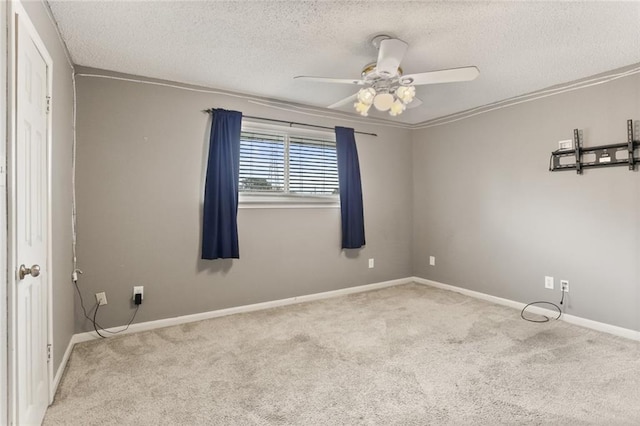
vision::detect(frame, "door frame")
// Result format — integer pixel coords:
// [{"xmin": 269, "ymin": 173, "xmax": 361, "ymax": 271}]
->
[
  {"xmin": 1, "ymin": 1, "xmax": 8, "ymax": 424},
  {"xmin": 6, "ymin": 0, "xmax": 54, "ymax": 423}
]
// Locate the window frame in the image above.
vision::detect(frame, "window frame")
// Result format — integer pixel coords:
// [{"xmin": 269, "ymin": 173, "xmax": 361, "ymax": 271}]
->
[{"xmin": 238, "ymin": 121, "xmax": 339, "ymax": 208}]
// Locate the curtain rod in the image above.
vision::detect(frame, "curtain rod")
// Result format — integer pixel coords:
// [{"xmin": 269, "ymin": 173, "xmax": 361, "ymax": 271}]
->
[{"xmin": 203, "ymin": 109, "xmax": 377, "ymax": 137}]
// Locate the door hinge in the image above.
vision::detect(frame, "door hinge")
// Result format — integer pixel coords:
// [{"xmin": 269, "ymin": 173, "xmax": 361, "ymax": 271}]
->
[
  {"xmin": 46, "ymin": 96, "xmax": 51, "ymax": 114},
  {"xmin": 47, "ymin": 344, "xmax": 52, "ymax": 362}
]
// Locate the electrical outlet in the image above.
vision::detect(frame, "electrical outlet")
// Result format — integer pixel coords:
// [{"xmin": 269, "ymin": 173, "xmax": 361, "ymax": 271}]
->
[
  {"xmin": 429, "ymin": 256, "xmax": 435, "ymax": 266},
  {"xmin": 545, "ymin": 276, "xmax": 554, "ymax": 290},
  {"xmin": 561, "ymin": 280, "xmax": 569, "ymax": 293},
  {"xmin": 95, "ymin": 292, "xmax": 107, "ymax": 306},
  {"xmin": 133, "ymin": 286, "xmax": 144, "ymax": 301},
  {"xmin": 558, "ymin": 139, "xmax": 573, "ymax": 150},
  {"xmin": 368, "ymin": 259, "xmax": 374, "ymax": 269}
]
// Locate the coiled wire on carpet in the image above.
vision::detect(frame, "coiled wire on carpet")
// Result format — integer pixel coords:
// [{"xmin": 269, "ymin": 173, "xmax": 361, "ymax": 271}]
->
[{"xmin": 521, "ymin": 290, "xmax": 565, "ymax": 323}]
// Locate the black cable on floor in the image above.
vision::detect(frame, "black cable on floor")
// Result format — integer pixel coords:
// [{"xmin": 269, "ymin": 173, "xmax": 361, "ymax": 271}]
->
[{"xmin": 521, "ymin": 301, "xmax": 562, "ymax": 323}]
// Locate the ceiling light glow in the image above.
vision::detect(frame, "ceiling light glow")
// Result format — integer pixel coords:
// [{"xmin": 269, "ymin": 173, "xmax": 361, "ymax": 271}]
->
[
  {"xmin": 389, "ymin": 99, "xmax": 406, "ymax": 116},
  {"xmin": 357, "ymin": 87, "xmax": 376, "ymax": 105},
  {"xmin": 372, "ymin": 93, "xmax": 394, "ymax": 111},
  {"xmin": 355, "ymin": 84, "xmax": 415, "ymax": 116},
  {"xmin": 396, "ymin": 85, "xmax": 416, "ymax": 104},
  {"xmin": 354, "ymin": 101, "xmax": 372, "ymax": 116}
]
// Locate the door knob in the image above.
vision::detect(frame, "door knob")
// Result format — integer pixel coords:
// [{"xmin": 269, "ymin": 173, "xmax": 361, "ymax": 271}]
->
[{"xmin": 19, "ymin": 264, "xmax": 40, "ymax": 280}]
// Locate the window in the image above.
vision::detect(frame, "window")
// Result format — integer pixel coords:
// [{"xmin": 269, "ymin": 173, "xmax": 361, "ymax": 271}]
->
[
  {"xmin": 239, "ymin": 126, "xmax": 339, "ymax": 205},
  {"xmin": 239, "ymin": 132, "xmax": 285, "ymax": 193}
]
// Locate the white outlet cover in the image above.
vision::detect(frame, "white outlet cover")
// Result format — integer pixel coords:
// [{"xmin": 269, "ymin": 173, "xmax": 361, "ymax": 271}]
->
[
  {"xmin": 95, "ymin": 292, "xmax": 107, "ymax": 305},
  {"xmin": 133, "ymin": 286, "xmax": 144, "ymax": 300},
  {"xmin": 545, "ymin": 276, "xmax": 554, "ymax": 289},
  {"xmin": 429, "ymin": 256, "xmax": 435, "ymax": 266},
  {"xmin": 368, "ymin": 259, "xmax": 374, "ymax": 268},
  {"xmin": 558, "ymin": 139, "xmax": 573, "ymax": 150}
]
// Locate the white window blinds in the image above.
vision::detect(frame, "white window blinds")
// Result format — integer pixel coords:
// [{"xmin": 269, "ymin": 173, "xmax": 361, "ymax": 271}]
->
[
  {"xmin": 239, "ymin": 130, "xmax": 338, "ymax": 196},
  {"xmin": 289, "ymin": 136, "xmax": 338, "ymax": 195},
  {"xmin": 239, "ymin": 132, "xmax": 285, "ymax": 192}
]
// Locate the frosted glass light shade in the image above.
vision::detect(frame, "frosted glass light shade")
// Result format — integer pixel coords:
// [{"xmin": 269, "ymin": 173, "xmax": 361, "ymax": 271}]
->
[
  {"xmin": 396, "ymin": 85, "xmax": 416, "ymax": 104},
  {"xmin": 353, "ymin": 85, "xmax": 415, "ymax": 116},
  {"xmin": 354, "ymin": 101, "xmax": 371, "ymax": 116},
  {"xmin": 357, "ymin": 87, "xmax": 376, "ymax": 105},
  {"xmin": 373, "ymin": 93, "xmax": 394, "ymax": 111},
  {"xmin": 389, "ymin": 99, "xmax": 406, "ymax": 116}
]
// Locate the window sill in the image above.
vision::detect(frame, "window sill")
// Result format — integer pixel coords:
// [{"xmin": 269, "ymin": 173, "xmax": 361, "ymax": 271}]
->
[{"xmin": 239, "ymin": 193, "xmax": 339, "ymax": 209}]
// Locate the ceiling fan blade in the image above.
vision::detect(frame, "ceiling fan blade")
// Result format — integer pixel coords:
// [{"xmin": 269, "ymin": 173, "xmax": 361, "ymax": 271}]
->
[
  {"xmin": 407, "ymin": 97, "xmax": 423, "ymax": 109},
  {"xmin": 401, "ymin": 66, "xmax": 480, "ymax": 86},
  {"xmin": 327, "ymin": 93, "xmax": 358, "ymax": 109},
  {"xmin": 294, "ymin": 76, "xmax": 366, "ymax": 85},
  {"xmin": 376, "ymin": 38, "xmax": 408, "ymax": 77}
]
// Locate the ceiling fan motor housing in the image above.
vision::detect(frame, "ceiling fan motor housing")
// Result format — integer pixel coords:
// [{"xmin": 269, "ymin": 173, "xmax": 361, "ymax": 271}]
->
[
  {"xmin": 371, "ymin": 34, "xmax": 393, "ymax": 49},
  {"xmin": 361, "ymin": 63, "xmax": 403, "ymax": 80}
]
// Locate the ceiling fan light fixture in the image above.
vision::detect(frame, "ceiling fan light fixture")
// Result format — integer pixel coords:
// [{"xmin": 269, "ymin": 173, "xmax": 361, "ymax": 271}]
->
[
  {"xmin": 389, "ymin": 99, "xmax": 406, "ymax": 116},
  {"xmin": 373, "ymin": 93, "xmax": 394, "ymax": 111},
  {"xmin": 357, "ymin": 87, "xmax": 376, "ymax": 105},
  {"xmin": 354, "ymin": 101, "xmax": 371, "ymax": 116},
  {"xmin": 353, "ymin": 85, "xmax": 415, "ymax": 116},
  {"xmin": 396, "ymin": 85, "xmax": 416, "ymax": 104},
  {"xmin": 296, "ymin": 36, "xmax": 480, "ymax": 120}
]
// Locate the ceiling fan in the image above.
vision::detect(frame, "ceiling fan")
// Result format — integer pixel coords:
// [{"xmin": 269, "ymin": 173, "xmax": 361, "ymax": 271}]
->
[{"xmin": 294, "ymin": 35, "xmax": 480, "ymax": 117}]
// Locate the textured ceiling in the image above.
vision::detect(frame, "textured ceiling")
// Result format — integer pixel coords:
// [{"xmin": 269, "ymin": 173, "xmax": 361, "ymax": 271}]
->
[{"xmin": 48, "ymin": 1, "xmax": 640, "ymax": 125}]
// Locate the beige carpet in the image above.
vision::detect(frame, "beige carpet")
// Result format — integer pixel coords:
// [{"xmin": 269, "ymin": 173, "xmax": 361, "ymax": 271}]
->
[{"xmin": 45, "ymin": 283, "xmax": 640, "ymax": 425}]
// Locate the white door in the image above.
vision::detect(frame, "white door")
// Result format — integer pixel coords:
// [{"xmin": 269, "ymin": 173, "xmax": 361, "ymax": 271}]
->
[{"xmin": 15, "ymin": 11, "xmax": 50, "ymax": 426}]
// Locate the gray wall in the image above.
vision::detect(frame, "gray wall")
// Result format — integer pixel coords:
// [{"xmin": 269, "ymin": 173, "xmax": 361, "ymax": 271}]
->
[
  {"xmin": 73, "ymin": 61, "xmax": 639, "ymax": 335},
  {"xmin": 412, "ymin": 72, "xmax": 640, "ymax": 331},
  {"xmin": 19, "ymin": 0, "xmax": 75, "ymax": 372},
  {"xmin": 74, "ymin": 70, "xmax": 413, "ymax": 331}
]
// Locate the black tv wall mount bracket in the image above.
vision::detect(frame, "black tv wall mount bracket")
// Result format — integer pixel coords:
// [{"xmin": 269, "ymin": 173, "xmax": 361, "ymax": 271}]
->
[{"xmin": 549, "ymin": 119, "xmax": 639, "ymax": 174}]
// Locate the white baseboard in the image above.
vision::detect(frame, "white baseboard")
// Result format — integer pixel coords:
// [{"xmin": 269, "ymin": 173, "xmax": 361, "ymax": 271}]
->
[
  {"xmin": 413, "ymin": 276, "xmax": 640, "ymax": 341},
  {"xmin": 72, "ymin": 277, "xmax": 413, "ymax": 344},
  {"xmin": 50, "ymin": 334, "xmax": 74, "ymax": 402}
]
